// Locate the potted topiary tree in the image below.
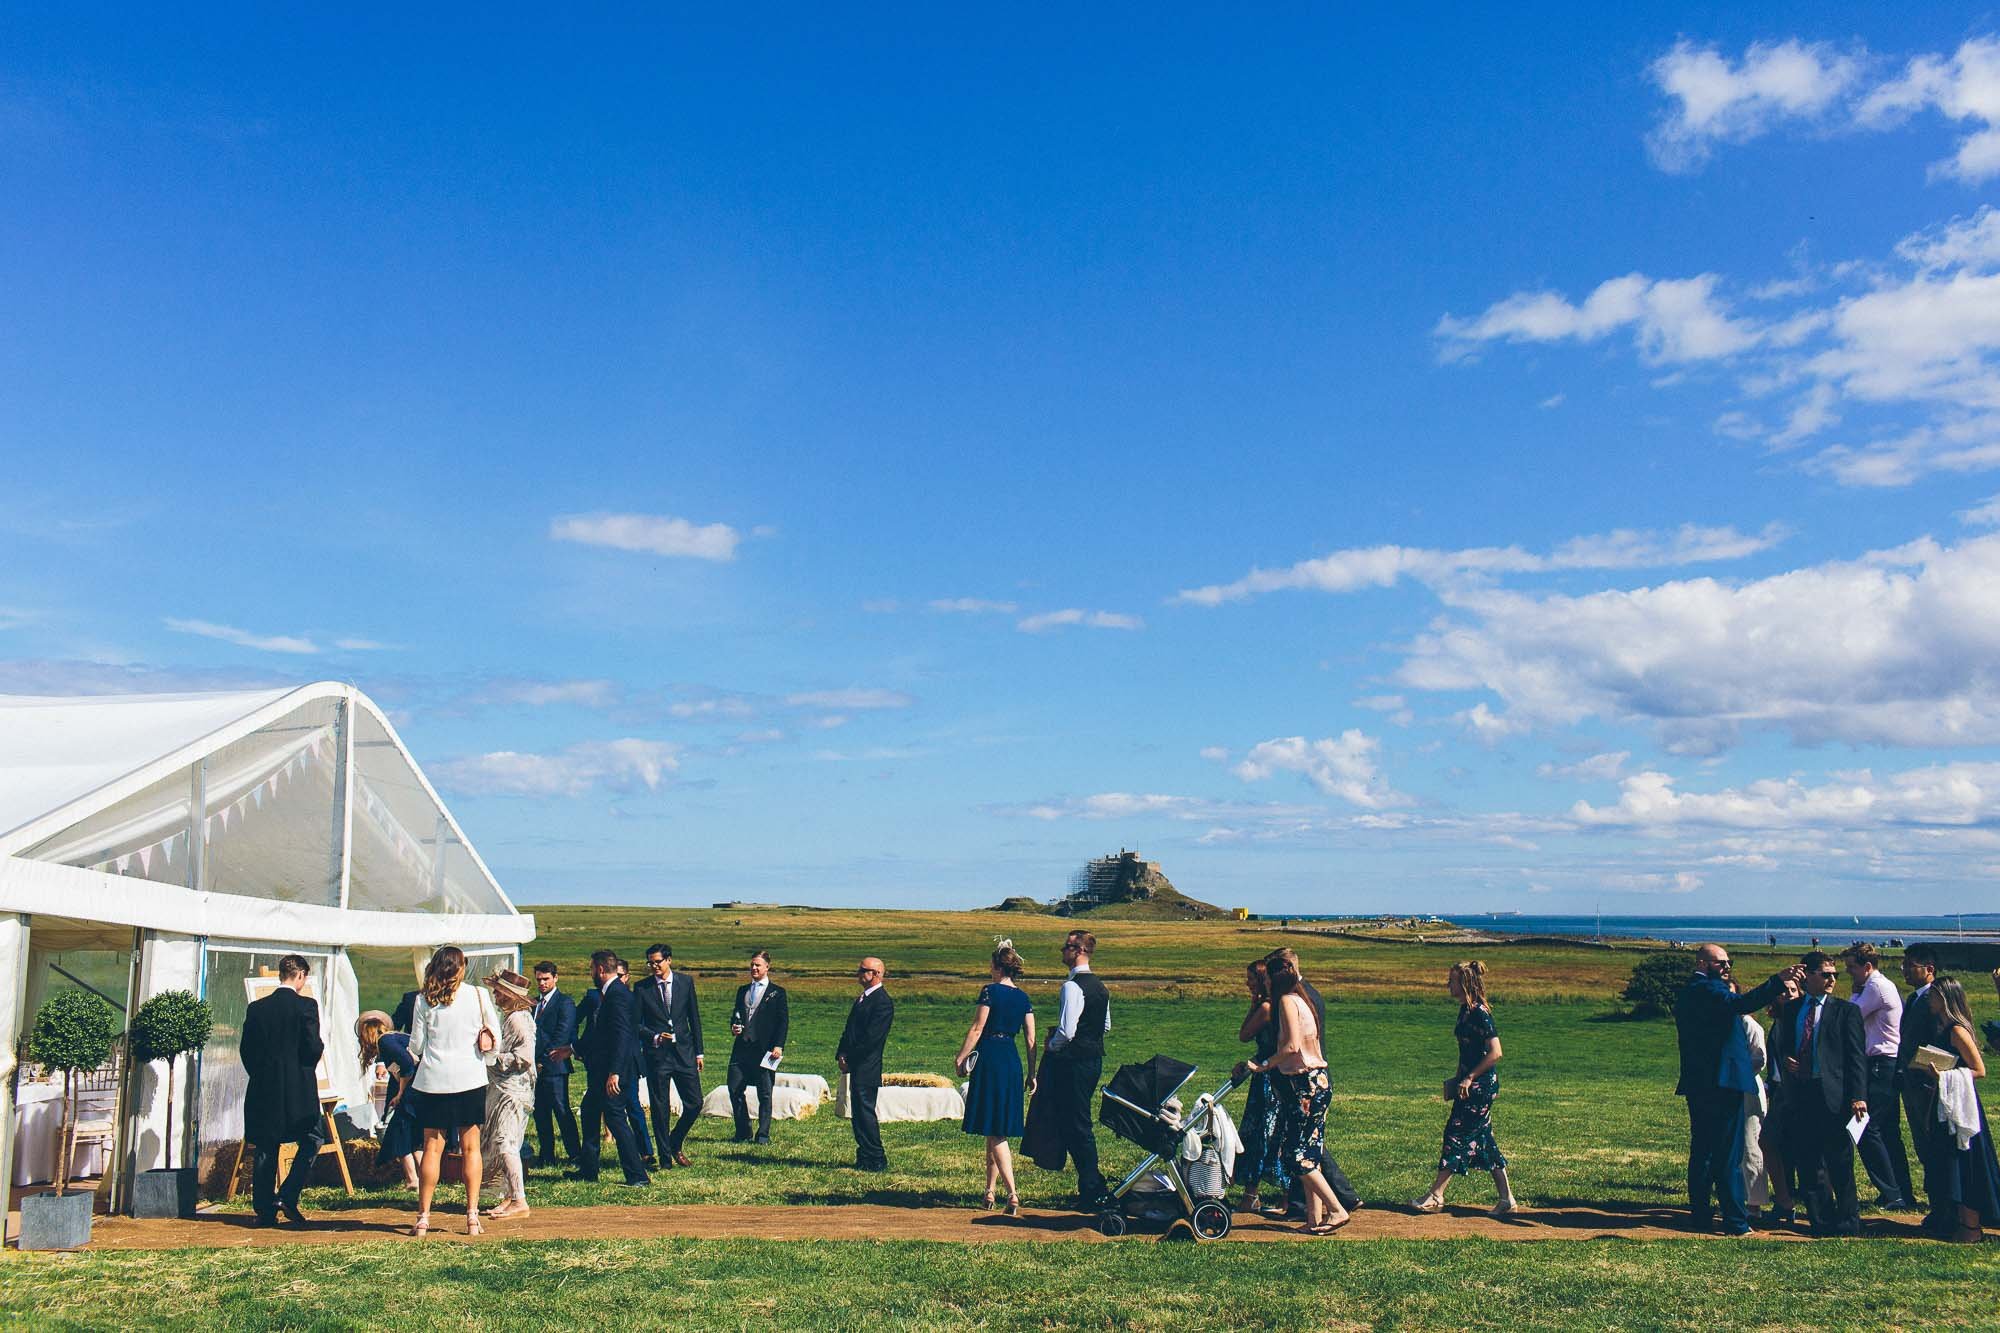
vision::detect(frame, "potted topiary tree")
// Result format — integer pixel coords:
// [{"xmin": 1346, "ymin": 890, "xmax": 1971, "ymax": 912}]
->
[
  {"xmin": 21, "ymin": 988, "xmax": 121, "ymax": 1249},
  {"xmin": 127, "ymin": 989, "xmax": 213, "ymax": 1218}
]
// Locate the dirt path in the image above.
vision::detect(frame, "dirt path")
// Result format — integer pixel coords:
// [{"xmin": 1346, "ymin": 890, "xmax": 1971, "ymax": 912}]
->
[{"xmin": 58, "ymin": 1201, "xmax": 1937, "ymax": 1251}]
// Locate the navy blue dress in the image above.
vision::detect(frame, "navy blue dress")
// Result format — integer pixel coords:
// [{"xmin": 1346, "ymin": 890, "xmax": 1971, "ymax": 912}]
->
[
  {"xmin": 375, "ymin": 1031, "xmax": 422, "ymax": 1163},
  {"xmin": 962, "ymin": 984, "xmax": 1033, "ymax": 1138}
]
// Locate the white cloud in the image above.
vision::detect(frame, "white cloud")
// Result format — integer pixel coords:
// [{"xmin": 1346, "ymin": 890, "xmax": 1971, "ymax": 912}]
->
[
  {"xmin": 1646, "ymin": 38, "xmax": 1861, "ymax": 172},
  {"xmin": 1229, "ymin": 732, "xmax": 1409, "ymax": 810},
  {"xmin": 333, "ymin": 637, "xmax": 390, "ymax": 652},
  {"xmin": 1857, "ymin": 37, "xmax": 2000, "ymax": 183},
  {"xmin": 1437, "ymin": 273, "xmax": 1760, "ymax": 364},
  {"xmin": 1016, "ymin": 609, "xmax": 1145, "ymax": 633},
  {"xmin": 434, "ymin": 738, "xmax": 679, "ymax": 797},
  {"xmin": 928, "ymin": 598, "xmax": 1019, "ymax": 614},
  {"xmin": 1572, "ymin": 762, "xmax": 2000, "ymax": 830},
  {"xmin": 550, "ymin": 512, "xmax": 742, "ymax": 561},
  {"xmin": 668, "ymin": 694, "xmax": 759, "ymax": 720},
  {"xmin": 1176, "ymin": 523, "xmax": 1783, "ymax": 606},
  {"xmin": 1959, "ymin": 492, "xmax": 2000, "ymax": 527},
  {"xmin": 1457, "ymin": 702, "xmax": 1529, "ymax": 745},
  {"xmin": 861, "ymin": 599, "xmax": 902, "ymax": 614},
  {"xmin": 1537, "ymin": 751, "xmax": 1630, "ymax": 783},
  {"xmin": 1539, "ymin": 393, "xmax": 1565, "ymax": 409},
  {"xmin": 164, "ymin": 618, "xmax": 319, "ymax": 655},
  {"xmin": 475, "ymin": 678, "xmax": 620, "ymax": 708},
  {"xmin": 1396, "ymin": 532, "xmax": 2000, "ymax": 749},
  {"xmin": 0, "ymin": 607, "xmax": 38, "ymax": 631},
  {"xmin": 1354, "ymin": 694, "xmax": 1407, "ymax": 712},
  {"xmin": 1896, "ymin": 206, "xmax": 2000, "ymax": 272},
  {"xmin": 783, "ymin": 687, "xmax": 913, "ymax": 710},
  {"xmin": 1198, "ymin": 745, "xmax": 1230, "ymax": 762}
]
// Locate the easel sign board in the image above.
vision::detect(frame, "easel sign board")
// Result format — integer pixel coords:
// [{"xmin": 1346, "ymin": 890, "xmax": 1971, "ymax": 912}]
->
[{"xmin": 244, "ymin": 974, "xmax": 335, "ymax": 1099}]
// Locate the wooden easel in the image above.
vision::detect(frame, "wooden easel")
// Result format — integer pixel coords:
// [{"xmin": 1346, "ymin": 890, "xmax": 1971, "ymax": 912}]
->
[{"xmin": 225, "ymin": 1097, "xmax": 355, "ymax": 1200}]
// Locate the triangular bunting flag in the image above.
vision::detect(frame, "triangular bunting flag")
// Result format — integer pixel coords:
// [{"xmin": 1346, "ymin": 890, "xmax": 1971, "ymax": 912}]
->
[
  {"xmin": 138, "ymin": 845, "xmax": 153, "ymax": 874},
  {"xmin": 116, "ymin": 853, "xmax": 132, "ymax": 874}
]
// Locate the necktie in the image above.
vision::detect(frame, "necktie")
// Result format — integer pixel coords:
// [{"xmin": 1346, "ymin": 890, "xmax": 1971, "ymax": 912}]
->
[
  {"xmin": 659, "ymin": 978, "xmax": 668, "ymax": 1004},
  {"xmin": 1801, "ymin": 1000, "xmax": 1818, "ymax": 1070}
]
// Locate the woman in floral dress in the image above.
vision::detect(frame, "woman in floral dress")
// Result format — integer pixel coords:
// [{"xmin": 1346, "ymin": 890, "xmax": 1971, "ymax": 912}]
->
[
  {"xmin": 1411, "ymin": 960, "xmax": 1519, "ymax": 1215},
  {"xmin": 480, "ymin": 969, "xmax": 538, "ymax": 1220},
  {"xmin": 1232, "ymin": 959, "xmax": 1292, "ymax": 1216}
]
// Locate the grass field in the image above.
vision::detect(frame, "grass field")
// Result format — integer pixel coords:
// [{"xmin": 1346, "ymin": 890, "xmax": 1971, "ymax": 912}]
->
[{"xmin": 8, "ymin": 906, "xmax": 1996, "ymax": 1331}]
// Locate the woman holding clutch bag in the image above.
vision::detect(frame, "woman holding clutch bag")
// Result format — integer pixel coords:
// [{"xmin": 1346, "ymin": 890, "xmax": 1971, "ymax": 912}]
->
[
  {"xmin": 1925, "ymin": 976, "xmax": 2000, "ymax": 1243},
  {"xmin": 406, "ymin": 945, "xmax": 498, "ymax": 1237},
  {"xmin": 1411, "ymin": 960, "xmax": 1518, "ymax": 1216},
  {"xmin": 955, "ymin": 942, "xmax": 1037, "ymax": 1215}
]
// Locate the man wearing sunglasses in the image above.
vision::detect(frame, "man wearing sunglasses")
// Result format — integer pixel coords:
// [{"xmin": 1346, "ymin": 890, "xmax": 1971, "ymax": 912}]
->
[
  {"xmin": 1773, "ymin": 951, "xmax": 1870, "ymax": 1236},
  {"xmin": 1676, "ymin": 944, "xmax": 1805, "ymax": 1235},
  {"xmin": 835, "ymin": 957, "xmax": 895, "ymax": 1172}
]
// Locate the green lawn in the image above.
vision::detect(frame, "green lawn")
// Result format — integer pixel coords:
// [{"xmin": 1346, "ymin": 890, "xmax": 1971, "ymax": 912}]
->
[{"xmin": 9, "ymin": 907, "xmax": 1993, "ymax": 1331}]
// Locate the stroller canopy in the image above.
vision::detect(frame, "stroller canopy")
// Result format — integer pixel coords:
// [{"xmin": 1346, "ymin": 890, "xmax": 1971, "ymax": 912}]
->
[{"xmin": 1106, "ymin": 1055, "xmax": 1198, "ymax": 1114}]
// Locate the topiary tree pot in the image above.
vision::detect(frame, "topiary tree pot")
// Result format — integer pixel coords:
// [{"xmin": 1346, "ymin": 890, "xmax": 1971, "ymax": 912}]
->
[
  {"xmin": 130, "ymin": 1166, "xmax": 199, "ymax": 1218},
  {"xmin": 19, "ymin": 1189, "xmax": 93, "ymax": 1250}
]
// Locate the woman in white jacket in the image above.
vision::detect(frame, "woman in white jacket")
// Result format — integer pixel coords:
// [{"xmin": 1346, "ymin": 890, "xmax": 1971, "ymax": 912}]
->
[{"xmin": 406, "ymin": 945, "xmax": 498, "ymax": 1236}]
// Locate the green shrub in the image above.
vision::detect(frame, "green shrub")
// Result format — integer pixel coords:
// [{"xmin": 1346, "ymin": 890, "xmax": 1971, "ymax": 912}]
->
[
  {"xmin": 1621, "ymin": 950, "xmax": 1697, "ymax": 1018},
  {"xmin": 129, "ymin": 990, "xmax": 214, "ymax": 1171},
  {"xmin": 30, "ymin": 988, "xmax": 119, "ymax": 1073}
]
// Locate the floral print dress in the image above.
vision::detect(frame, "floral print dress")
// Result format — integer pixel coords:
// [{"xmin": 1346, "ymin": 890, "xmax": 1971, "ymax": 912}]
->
[
  {"xmin": 1437, "ymin": 1003, "xmax": 1506, "ymax": 1175},
  {"xmin": 1233, "ymin": 1013, "xmax": 1293, "ymax": 1192}
]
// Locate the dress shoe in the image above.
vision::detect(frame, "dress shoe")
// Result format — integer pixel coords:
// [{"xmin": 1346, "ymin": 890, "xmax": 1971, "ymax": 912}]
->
[
  {"xmin": 642, "ymin": 1154, "xmax": 658, "ymax": 1168},
  {"xmin": 1875, "ymin": 1195, "xmax": 1917, "ymax": 1212},
  {"xmin": 279, "ymin": 1202, "xmax": 307, "ymax": 1225},
  {"xmin": 754, "ymin": 1134, "xmax": 770, "ymax": 1146},
  {"xmin": 620, "ymin": 1177, "xmax": 651, "ymax": 1188},
  {"xmin": 563, "ymin": 1169, "xmax": 600, "ymax": 1182},
  {"xmin": 253, "ymin": 1212, "xmax": 281, "ymax": 1228},
  {"xmin": 673, "ymin": 1151, "xmax": 693, "ymax": 1168},
  {"xmin": 730, "ymin": 1133, "xmax": 752, "ymax": 1144}
]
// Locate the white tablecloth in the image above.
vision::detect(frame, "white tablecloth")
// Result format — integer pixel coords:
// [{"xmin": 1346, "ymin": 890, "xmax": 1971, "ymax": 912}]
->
[
  {"xmin": 12, "ymin": 1081, "xmax": 113, "ymax": 1186},
  {"xmin": 634, "ymin": 1070, "xmax": 831, "ymax": 1117},
  {"xmin": 836, "ymin": 1075, "xmax": 965, "ymax": 1123}
]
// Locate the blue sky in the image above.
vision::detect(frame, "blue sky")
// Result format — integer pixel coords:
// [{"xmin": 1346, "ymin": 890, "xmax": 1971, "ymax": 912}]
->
[{"xmin": 6, "ymin": 8, "xmax": 2000, "ymax": 915}]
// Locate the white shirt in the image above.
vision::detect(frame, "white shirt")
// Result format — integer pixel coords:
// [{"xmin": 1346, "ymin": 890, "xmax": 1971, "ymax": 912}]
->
[
  {"xmin": 857, "ymin": 982, "xmax": 882, "ymax": 1003},
  {"xmin": 1855, "ymin": 968, "xmax": 1902, "ymax": 1058},
  {"xmin": 1047, "ymin": 963, "xmax": 1111, "ymax": 1052},
  {"xmin": 408, "ymin": 984, "xmax": 497, "ymax": 1095},
  {"xmin": 746, "ymin": 979, "xmax": 768, "ymax": 1015}
]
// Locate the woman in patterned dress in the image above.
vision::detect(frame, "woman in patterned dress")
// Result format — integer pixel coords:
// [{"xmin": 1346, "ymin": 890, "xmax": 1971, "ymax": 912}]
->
[
  {"xmin": 1239, "ymin": 953, "xmax": 1349, "ymax": 1235},
  {"xmin": 1232, "ymin": 959, "xmax": 1292, "ymax": 1216},
  {"xmin": 1410, "ymin": 960, "xmax": 1519, "ymax": 1215},
  {"xmin": 480, "ymin": 969, "xmax": 538, "ymax": 1220}
]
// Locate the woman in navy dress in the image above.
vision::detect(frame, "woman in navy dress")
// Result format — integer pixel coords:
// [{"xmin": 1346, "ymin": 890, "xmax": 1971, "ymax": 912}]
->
[
  {"xmin": 1232, "ymin": 959, "xmax": 1292, "ymax": 1216},
  {"xmin": 954, "ymin": 943, "xmax": 1037, "ymax": 1216},
  {"xmin": 1411, "ymin": 960, "xmax": 1519, "ymax": 1216},
  {"xmin": 357, "ymin": 1011, "xmax": 421, "ymax": 1188},
  {"xmin": 1925, "ymin": 977, "xmax": 2000, "ymax": 1243}
]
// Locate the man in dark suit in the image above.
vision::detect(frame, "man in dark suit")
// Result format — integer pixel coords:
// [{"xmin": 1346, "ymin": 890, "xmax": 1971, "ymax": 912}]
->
[
  {"xmin": 1674, "ymin": 944, "xmax": 1800, "ymax": 1234},
  {"xmin": 1896, "ymin": 943, "xmax": 1950, "ymax": 1235},
  {"xmin": 607, "ymin": 958, "xmax": 656, "ymax": 1164},
  {"xmin": 635, "ymin": 943, "xmax": 705, "ymax": 1168},
  {"xmin": 239, "ymin": 954, "xmax": 326, "ymax": 1226},
  {"xmin": 727, "ymin": 949, "xmax": 788, "ymax": 1145},
  {"xmin": 529, "ymin": 961, "xmax": 582, "ymax": 1168},
  {"xmin": 1774, "ymin": 950, "xmax": 1869, "ymax": 1236},
  {"xmin": 835, "ymin": 956, "xmax": 895, "ymax": 1171},
  {"xmin": 391, "ymin": 988, "xmax": 418, "ymax": 1035},
  {"xmin": 567, "ymin": 950, "xmax": 650, "ymax": 1186},
  {"xmin": 1043, "ymin": 929, "xmax": 1112, "ymax": 1209}
]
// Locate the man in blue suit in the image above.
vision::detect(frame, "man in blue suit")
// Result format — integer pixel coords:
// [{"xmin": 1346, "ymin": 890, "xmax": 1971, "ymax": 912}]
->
[
  {"xmin": 529, "ymin": 961, "xmax": 583, "ymax": 1168},
  {"xmin": 566, "ymin": 950, "xmax": 650, "ymax": 1186},
  {"xmin": 1675, "ymin": 944, "xmax": 1803, "ymax": 1234}
]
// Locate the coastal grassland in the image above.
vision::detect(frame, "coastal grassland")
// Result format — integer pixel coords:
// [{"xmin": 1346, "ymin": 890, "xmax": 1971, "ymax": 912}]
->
[{"xmin": 6, "ymin": 1237, "xmax": 1998, "ymax": 1331}]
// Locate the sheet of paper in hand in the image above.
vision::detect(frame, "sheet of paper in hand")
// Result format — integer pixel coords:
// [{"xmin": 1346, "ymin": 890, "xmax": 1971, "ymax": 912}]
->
[
  {"xmin": 1845, "ymin": 1111, "xmax": 1870, "ymax": 1146},
  {"xmin": 761, "ymin": 1052, "xmax": 783, "ymax": 1071}
]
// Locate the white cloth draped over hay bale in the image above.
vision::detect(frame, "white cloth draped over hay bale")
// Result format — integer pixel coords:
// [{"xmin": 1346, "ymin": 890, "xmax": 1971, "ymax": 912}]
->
[{"xmin": 837, "ymin": 1074, "xmax": 965, "ymax": 1123}]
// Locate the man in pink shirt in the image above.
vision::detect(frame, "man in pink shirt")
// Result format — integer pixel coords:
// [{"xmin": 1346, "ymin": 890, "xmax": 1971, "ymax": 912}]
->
[{"xmin": 1843, "ymin": 943, "xmax": 1915, "ymax": 1210}]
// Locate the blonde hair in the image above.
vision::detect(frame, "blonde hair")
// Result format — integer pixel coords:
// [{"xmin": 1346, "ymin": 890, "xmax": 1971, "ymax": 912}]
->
[
  {"xmin": 1449, "ymin": 959, "xmax": 1488, "ymax": 1007},
  {"xmin": 355, "ymin": 1016, "xmax": 388, "ymax": 1069},
  {"xmin": 421, "ymin": 946, "xmax": 466, "ymax": 1008}
]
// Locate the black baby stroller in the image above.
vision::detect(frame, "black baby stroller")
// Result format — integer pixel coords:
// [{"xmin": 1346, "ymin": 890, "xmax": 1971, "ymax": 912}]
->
[{"xmin": 1097, "ymin": 1054, "xmax": 1243, "ymax": 1239}]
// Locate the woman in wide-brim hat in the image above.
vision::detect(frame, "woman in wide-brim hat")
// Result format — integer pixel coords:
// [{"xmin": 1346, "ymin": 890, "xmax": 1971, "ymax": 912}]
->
[{"xmin": 481, "ymin": 969, "xmax": 539, "ymax": 1219}]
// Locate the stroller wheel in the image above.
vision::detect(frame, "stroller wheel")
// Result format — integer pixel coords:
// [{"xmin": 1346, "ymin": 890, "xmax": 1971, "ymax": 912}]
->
[
  {"xmin": 1096, "ymin": 1209, "xmax": 1128, "ymax": 1237},
  {"xmin": 1190, "ymin": 1200, "xmax": 1233, "ymax": 1241}
]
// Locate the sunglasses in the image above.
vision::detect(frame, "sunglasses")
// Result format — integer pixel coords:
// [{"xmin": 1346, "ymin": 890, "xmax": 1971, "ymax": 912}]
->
[{"xmin": 858, "ymin": 967, "xmax": 880, "ymax": 975}]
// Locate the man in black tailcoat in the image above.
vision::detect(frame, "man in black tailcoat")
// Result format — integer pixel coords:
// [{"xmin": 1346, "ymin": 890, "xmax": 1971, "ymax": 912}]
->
[
  {"xmin": 727, "ymin": 949, "xmax": 789, "ymax": 1145},
  {"xmin": 239, "ymin": 953, "xmax": 326, "ymax": 1226}
]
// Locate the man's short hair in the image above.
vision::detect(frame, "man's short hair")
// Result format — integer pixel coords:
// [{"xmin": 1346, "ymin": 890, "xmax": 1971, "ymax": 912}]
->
[
  {"xmin": 1800, "ymin": 950, "xmax": 1833, "ymax": 972},
  {"xmin": 589, "ymin": 949, "xmax": 617, "ymax": 970},
  {"xmin": 1841, "ymin": 942, "xmax": 1879, "ymax": 968},
  {"xmin": 1905, "ymin": 943, "xmax": 1940, "ymax": 969},
  {"xmin": 1264, "ymin": 945, "xmax": 1298, "ymax": 969},
  {"xmin": 534, "ymin": 961, "xmax": 558, "ymax": 977},
  {"xmin": 1065, "ymin": 930, "xmax": 1096, "ymax": 957},
  {"xmin": 648, "ymin": 943, "xmax": 672, "ymax": 961},
  {"xmin": 749, "ymin": 948, "xmax": 770, "ymax": 964},
  {"xmin": 277, "ymin": 954, "xmax": 310, "ymax": 981}
]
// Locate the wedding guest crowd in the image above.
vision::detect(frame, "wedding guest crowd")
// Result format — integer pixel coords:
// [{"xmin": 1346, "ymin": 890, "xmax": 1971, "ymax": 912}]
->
[{"xmin": 248, "ymin": 928, "xmax": 1995, "ymax": 1247}]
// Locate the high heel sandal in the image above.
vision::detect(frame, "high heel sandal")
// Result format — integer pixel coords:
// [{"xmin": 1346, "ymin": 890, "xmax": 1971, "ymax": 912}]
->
[
  {"xmin": 408, "ymin": 1210, "xmax": 430, "ymax": 1238},
  {"xmin": 1005, "ymin": 1194, "xmax": 1021, "ymax": 1218},
  {"xmin": 467, "ymin": 1208, "xmax": 483, "ymax": 1236},
  {"xmin": 982, "ymin": 1192, "xmax": 997, "ymax": 1211},
  {"xmin": 1409, "ymin": 1196, "xmax": 1444, "ymax": 1214}
]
